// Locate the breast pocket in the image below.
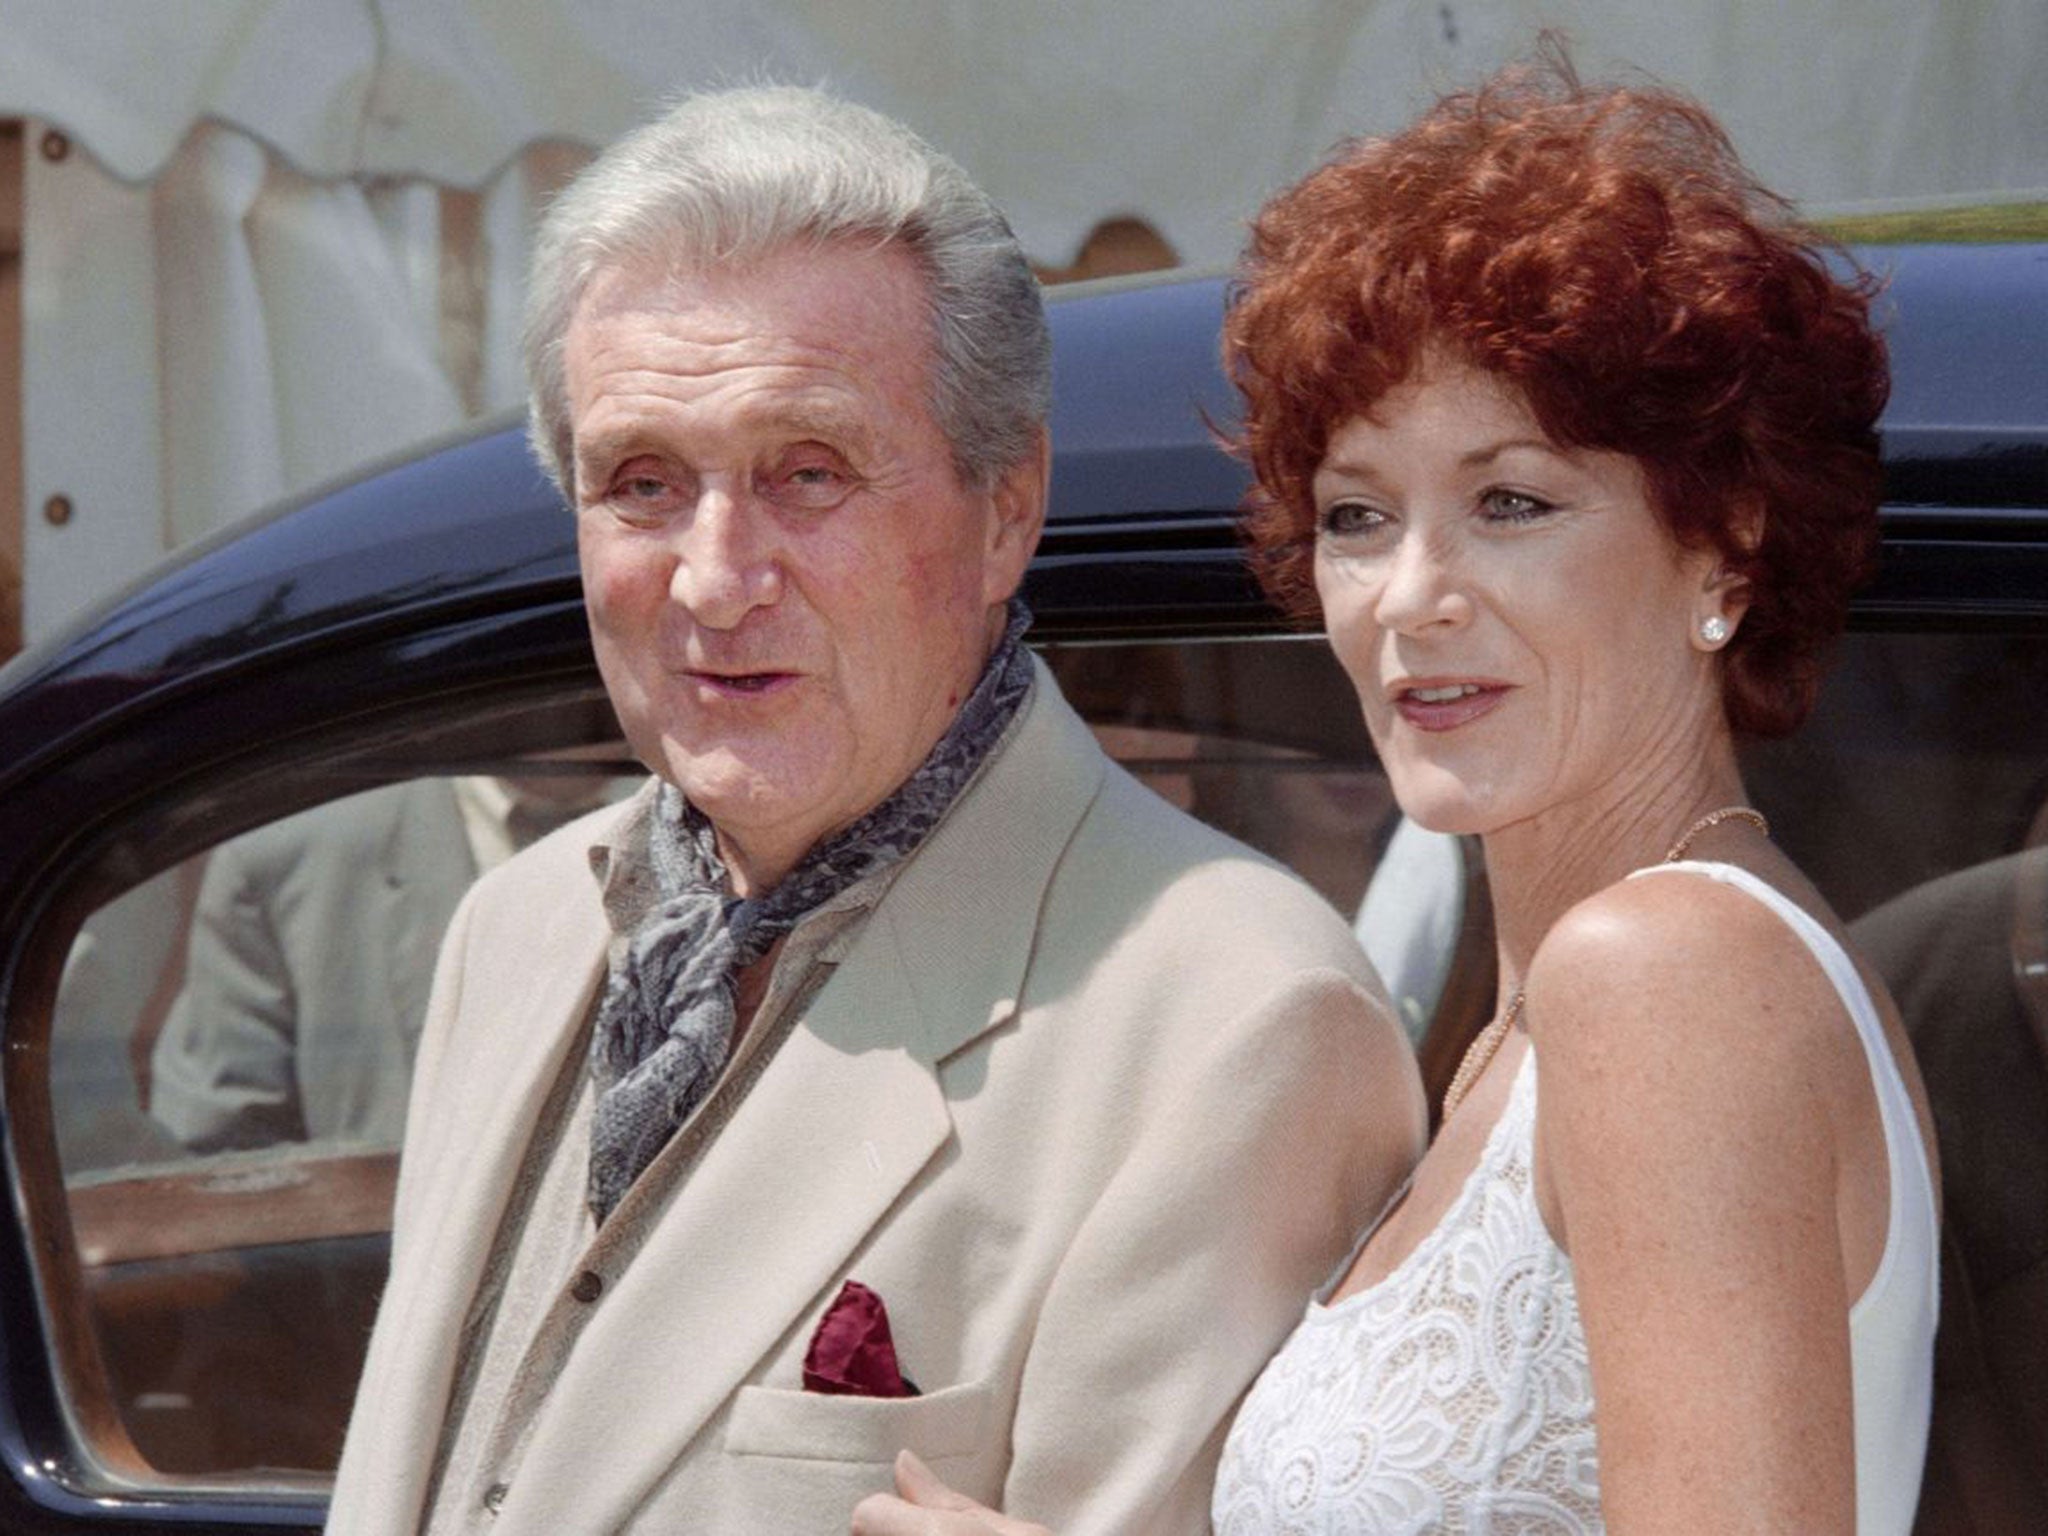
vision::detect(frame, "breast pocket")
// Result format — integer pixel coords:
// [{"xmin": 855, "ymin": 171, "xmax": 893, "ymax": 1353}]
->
[{"xmin": 725, "ymin": 1377, "xmax": 995, "ymax": 1466}]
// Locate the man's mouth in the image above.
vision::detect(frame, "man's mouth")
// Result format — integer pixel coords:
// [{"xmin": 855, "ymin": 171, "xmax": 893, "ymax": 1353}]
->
[{"xmin": 685, "ymin": 669, "xmax": 797, "ymax": 698}]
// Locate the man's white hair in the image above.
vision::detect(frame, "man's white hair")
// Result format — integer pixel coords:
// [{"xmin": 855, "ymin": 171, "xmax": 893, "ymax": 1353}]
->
[{"xmin": 523, "ymin": 84, "xmax": 1052, "ymax": 497}]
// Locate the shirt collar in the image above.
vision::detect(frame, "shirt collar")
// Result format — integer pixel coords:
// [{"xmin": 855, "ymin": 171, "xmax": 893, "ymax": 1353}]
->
[{"xmin": 587, "ymin": 778, "xmax": 898, "ymax": 947}]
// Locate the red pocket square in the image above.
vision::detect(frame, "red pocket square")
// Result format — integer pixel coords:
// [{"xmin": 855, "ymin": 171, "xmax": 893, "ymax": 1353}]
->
[{"xmin": 802, "ymin": 1279, "xmax": 919, "ymax": 1397}]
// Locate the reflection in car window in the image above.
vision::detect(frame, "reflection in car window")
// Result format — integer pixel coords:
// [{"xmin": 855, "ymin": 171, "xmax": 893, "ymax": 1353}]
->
[
  {"xmin": 43, "ymin": 760, "xmax": 632, "ymax": 1484},
  {"xmin": 1047, "ymin": 638, "xmax": 1469, "ymax": 1041},
  {"xmin": 1046, "ymin": 637, "xmax": 1395, "ymax": 908},
  {"xmin": 51, "ymin": 872, "xmax": 192, "ymax": 1174},
  {"xmin": 147, "ymin": 775, "xmax": 620, "ymax": 1158}
]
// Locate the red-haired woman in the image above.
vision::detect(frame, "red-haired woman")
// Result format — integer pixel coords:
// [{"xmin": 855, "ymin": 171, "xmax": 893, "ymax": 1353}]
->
[{"xmin": 855, "ymin": 53, "xmax": 1938, "ymax": 1536}]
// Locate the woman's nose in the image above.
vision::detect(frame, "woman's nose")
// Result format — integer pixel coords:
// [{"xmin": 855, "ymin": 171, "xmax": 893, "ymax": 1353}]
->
[{"xmin": 1371, "ymin": 526, "xmax": 1471, "ymax": 634}]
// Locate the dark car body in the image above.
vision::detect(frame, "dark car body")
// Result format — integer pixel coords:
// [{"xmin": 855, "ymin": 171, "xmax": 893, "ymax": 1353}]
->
[{"xmin": 0, "ymin": 248, "xmax": 2044, "ymax": 1531}]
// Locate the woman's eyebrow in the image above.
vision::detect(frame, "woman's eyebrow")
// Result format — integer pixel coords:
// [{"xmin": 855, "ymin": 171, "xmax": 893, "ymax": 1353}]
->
[
  {"xmin": 1313, "ymin": 451, "xmax": 1391, "ymax": 487},
  {"xmin": 1458, "ymin": 437, "xmax": 1561, "ymax": 469},
  {"xmin": 1317, "ymin": 432, "xmax": 1566, "ymax": 481}
]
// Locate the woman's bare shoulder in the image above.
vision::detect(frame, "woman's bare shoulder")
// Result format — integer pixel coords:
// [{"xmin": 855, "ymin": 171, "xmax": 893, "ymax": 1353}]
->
[
  {"xmin": 1526, "ymin": 866, "xmax": 1850, "ymax": 1117},
  {"xmin": 1526, "ymin": 866, "xmax": 1857, "ymax": 1268}
]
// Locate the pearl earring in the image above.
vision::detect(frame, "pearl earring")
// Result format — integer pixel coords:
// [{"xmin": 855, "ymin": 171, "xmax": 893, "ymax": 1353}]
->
[{"xmin": 1699, "ymin": 614, "xmax": 1730, "ymax": 646}]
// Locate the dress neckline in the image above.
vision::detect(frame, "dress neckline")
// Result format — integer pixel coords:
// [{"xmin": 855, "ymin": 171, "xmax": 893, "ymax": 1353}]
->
[{"xmin": 1313, "ymin": 1047, "xmax": 1538, "ymax": 1314}]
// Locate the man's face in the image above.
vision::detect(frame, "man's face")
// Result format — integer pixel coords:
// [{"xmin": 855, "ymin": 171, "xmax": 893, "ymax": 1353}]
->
[{"xmin": 565, "ymin": 242, "xmax": 1044, "ymax": 895}]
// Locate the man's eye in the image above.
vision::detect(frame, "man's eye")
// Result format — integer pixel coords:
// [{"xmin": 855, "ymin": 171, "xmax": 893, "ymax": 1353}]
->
[
  {"xmin": 600, "ymin": 458, "xmax": 685, "ymax": 516},
  {"xmin": 765, "ymin": 452, "xmax": 855, "ymax": 508},
  {"xmin": 1318, "ymin": 501, "xmax": 1387, "ymax": 538},
  {"xmin": 1482, "ymin": 488, "xmax": 1555, "ymax": 524},
  {"xmin": 605, "ymin": 480, "xmax": 679, "ymax": 523}
]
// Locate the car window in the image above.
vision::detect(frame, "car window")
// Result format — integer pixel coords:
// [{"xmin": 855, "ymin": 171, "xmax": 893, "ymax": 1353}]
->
[
  {"xmin": 15, "ymin": 627, "xmax": 2048, "ymax": 1509},
  {"xmin": 27, "ymin": 640, "xmax": 1414, "ymax": 1498},
  {"xmin": 21, "ymin": 684, "xmax": 637, "ymax": 1496},
  {"xmin": 46, "ymin": 767, "xmax": 637, "ymax": 1486},
  {"xmin": 1042, "ymin": 637, "xmax": 1493, "ymax": 1051},
  {"xmin": 1046, "ymin": 637, "xmax": 1396, "ymax": 911}
]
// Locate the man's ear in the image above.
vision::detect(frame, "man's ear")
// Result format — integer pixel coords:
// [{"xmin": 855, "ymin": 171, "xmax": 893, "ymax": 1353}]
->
[{"xmin": 980, "ymin": 430, "xmax": 1050, "ymax": 605}]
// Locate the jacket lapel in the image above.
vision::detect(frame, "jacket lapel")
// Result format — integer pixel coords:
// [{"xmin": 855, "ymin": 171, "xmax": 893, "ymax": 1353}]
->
[
  {"xmin": 866, "ymin": 663, "xmax": 1110, "ymax": 1066},
  {"xmin": 499, "ymin": 663, "xmax": 1110, "ymax": 1531}
]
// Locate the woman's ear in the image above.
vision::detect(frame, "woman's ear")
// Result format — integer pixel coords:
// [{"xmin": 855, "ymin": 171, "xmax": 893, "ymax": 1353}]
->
[
  {"xmin": 1692, "ymin": 500, "xmax": 1762, "ymax": 650},
  {"xmin": 1705, "ymin": 557, "xmax": 1754, "ymax": 616},
  {"xmin": 1719, "ymin": 497, "xmax": 1764, "ymax": 614}
]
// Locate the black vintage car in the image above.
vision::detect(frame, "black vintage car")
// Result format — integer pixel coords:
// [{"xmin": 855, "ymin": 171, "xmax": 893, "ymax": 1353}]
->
[{"xmin": 0, "ymin": 249, "xmax": 2045, "ymax": 1533}]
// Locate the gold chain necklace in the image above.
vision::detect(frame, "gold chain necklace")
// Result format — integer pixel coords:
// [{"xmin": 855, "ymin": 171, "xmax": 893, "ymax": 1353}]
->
[
  {"xmin": 1662, "ymin": 804, "xmax": 1769, "ymax": 862},
  {"xmin": 1440, "ymin": 990, "xmax": 1525, "ymax": 1121},
  {"xmin": 1438, "ymin": 803, "xmax": 1769, "ymax": 1121}
]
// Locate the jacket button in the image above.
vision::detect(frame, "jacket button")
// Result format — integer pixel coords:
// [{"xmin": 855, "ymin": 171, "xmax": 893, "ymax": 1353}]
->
[
  {"xmin": 483, "ymin": 1481, "xmax": 509, "ymax": 1514},
  {"xmin": 570, "ymin": 1270, "xmax": 604, "ymax": 1304}
]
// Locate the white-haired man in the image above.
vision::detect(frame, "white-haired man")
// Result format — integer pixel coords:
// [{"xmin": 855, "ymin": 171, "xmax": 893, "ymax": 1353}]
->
[{"xmin": 329, "ymin": 86, "xmax": 1422, "ymax": 1535}]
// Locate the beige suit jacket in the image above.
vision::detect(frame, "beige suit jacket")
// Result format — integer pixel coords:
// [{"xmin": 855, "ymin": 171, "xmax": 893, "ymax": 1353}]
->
[{"xmin": 328, "ymin": 667, "xmax": 1424, "ymax": 1534}]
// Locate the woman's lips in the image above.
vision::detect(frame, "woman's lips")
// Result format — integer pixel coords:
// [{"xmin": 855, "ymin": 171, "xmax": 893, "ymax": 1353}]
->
[{"xmin": 1390, "ymin": 680, "xmax": 1510, "ymax": 732}]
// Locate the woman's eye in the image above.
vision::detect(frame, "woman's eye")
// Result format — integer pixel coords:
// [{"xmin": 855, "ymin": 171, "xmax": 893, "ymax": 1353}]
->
[
  {"xmin": 1482, "ymin": 487, "xmax": 1555, "ymax": 524},
  {"xmin": 1319, "ymin": 500, "xmax": 1387, "ymax": 538}
]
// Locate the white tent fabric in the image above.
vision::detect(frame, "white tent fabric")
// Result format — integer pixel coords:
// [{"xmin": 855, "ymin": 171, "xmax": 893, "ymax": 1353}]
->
[
  {"xmin": 18, "ymin": 121, "xmax": 550, "ymax": 637},
  {"xmin": 6, "ymin": 0, "xmax": 2046, "ymax": 639},
  {"xmin": 6, "ymin": 0, "xmax": 2046, "ymax": 257}
]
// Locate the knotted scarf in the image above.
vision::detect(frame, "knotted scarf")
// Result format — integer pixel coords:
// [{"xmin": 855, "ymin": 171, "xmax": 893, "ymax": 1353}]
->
[{"xmin": 585, "ymin": 600, "xmax": 1034, "ymax": 1222}]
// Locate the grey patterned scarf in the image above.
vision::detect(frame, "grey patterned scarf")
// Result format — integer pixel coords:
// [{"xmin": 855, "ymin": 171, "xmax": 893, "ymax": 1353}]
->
[{"xmin": 586, "ymin": 601, "xmax": 1035, "ymax": 1222}]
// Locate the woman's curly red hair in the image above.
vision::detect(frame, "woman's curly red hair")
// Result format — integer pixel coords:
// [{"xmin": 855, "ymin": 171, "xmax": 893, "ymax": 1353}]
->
[{"xmin": 1224, "ymin": 52, "xmax": 1888, "ymax": 737}]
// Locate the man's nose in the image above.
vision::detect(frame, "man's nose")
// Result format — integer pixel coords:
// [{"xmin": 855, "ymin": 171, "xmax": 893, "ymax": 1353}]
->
[
  {"xmin": 666, "ymin": 490, "xmax": 783, "ymax": 629},
  {"xmin": 1372, "ymin": 525, "xmax": 1471, "ymax": 634}
]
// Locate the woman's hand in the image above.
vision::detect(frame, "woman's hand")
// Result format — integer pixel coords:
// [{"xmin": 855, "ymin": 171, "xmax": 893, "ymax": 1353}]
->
[{"xmin": 849, "ymin": 1451, "xmax": 1053, "ymax": 1536}]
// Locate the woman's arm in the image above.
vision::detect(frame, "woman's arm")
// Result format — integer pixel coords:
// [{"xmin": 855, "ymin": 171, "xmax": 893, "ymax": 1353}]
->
[{"xmin": 1528, "ymin": 874, "xmax": 1861, "ymax": 1534}]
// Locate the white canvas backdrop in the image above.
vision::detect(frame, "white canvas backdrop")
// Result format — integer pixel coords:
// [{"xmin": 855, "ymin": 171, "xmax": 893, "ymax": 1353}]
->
[{"xmin": 4, "ymin": 0, "xmax": 2044, "ymax": 639}]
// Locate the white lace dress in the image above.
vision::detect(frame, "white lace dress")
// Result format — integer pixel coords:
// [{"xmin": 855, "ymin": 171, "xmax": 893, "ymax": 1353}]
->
[
  {"xmin": 1214, "ymin": 1048, "xmax": 1593, "ymax": 1535},
  {"xmin": 1211, "ymin": 861, "xmax": 1937, "ymax": 1535}
]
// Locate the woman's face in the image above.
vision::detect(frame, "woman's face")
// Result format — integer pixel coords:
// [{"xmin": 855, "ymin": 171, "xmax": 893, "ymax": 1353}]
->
[{"xmin": 1311, "ymin": 358, "xmax": 1737, "ymax": 838}]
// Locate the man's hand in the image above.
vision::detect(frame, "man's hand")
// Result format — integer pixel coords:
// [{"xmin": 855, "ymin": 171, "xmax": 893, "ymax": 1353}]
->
[{"xmin": 850, "ymin": 1451, "xmax": 1054, "ymax": 1536}]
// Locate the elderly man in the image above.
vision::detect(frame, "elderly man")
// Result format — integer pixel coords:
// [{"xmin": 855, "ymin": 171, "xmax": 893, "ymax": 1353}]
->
[{"xmin": 328, "ymin": 86, "xmax": 1422, "ymax": 1534}]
